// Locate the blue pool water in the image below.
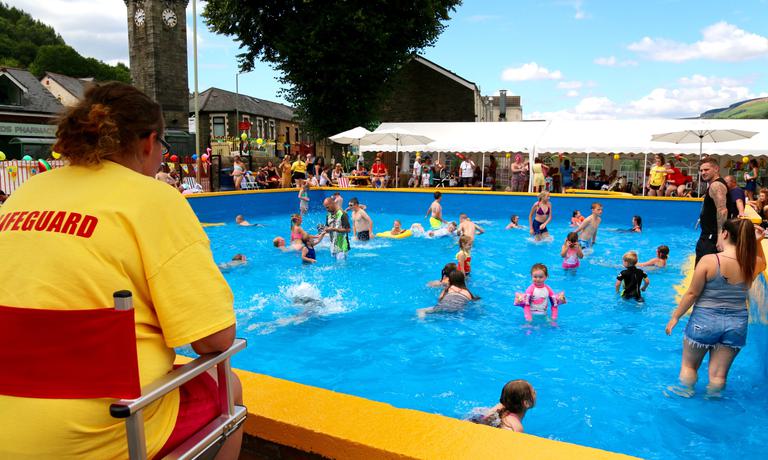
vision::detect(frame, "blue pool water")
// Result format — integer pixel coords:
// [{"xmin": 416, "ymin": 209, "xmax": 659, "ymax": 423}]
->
[{"xmin": 193, "ymin": 191, "xmax": 768, "ymax": 460}]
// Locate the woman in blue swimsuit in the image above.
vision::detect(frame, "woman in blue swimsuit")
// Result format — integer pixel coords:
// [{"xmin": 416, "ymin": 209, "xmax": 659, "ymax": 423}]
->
[{"xmin": 528, "ymin": 191, "xmax": 553, "ymax": 241}]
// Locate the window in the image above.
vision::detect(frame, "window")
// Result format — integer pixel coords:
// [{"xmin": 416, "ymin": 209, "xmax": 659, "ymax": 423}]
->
[
  {"xmin": 285, "ymin": 127, "xmax": 291, "ymax": 144},
  {"xmin": 211, "ymin": 114, "xmax": 227, "ymax": 138},
  {"xmin": 295, "ymin": 127, "xmax": 299, "ymax": 144},
  {"xmin": 0, "ymin": 75, "xmax": 22, "ymax": 106},
  {"xmin": 268, "ymin": 120, "xmax": 275, "ymax": 140},
  {"xmin": 256, "ymin": 118, "xmax": 264, "ymax": 138}
]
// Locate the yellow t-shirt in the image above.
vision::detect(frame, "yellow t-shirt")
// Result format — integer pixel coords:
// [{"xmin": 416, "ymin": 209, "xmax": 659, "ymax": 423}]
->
[
  {"xmin": 0, "ymin": 161, "xmax": 235, "ymax": 459},
  {"xmin": 291, "ymin": 160, "xmax": 307, "ymax": 174},
  {"xmin": 649, "ymin": 165, "xmax": 667, "ymax": 187}
]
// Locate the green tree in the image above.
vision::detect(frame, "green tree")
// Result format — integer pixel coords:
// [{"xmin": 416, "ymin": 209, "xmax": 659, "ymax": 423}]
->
[
  {"xmin": 203, "ymin": 0, "xmax": 461, "ymax": 137},
  {"xmin": 0, "ymin": 3, "xmax": 64, "ymax": 68}
]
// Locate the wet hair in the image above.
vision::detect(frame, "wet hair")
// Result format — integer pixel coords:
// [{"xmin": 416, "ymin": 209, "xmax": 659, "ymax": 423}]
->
[
  {"xmin": 566, "ymin": 232, "xmax": 578, "ymax": 243},
  {"xmin": 272, "ymin": 237, "xmax": 284, "ymax": 247},
  {"xmin": 633, "ymin": 215, "xmax": 643, "ymax": 229},
  {"xmin": 657, "ymin": 245, "xmax": 670, "ymax": 260},
  {"xmin": 510, "ymin": 215, "xmax": 519, "ymax": 222},
  {"xmin": 54, "ymin": 82, "xmax": 163, "ymax": 166},
  {"xmin": 441, "ymin": 262, "xmax": 458, "ymax": 279},
  {"xmin": 591, "ymin": 202, "xmax": 602, "ymax": 210},
  {"xmin": 459, "ymin": 213, "xmax": 468, "ymax": 220},
  {"xmin": 434, "ymin": 191, "xmax": 442, "ymax": 199},
  {"xmin": 537, "ymin": 191, "xmax": 549, "ymax": 201},
  {"xmin": 302, "ymin": 233, "xmax": 314, "ymax": 246},
  {"xmin": 447, "ymin": 270, "xmax": 477, "ymax": 299},
  {"xmin": 623, "ymin": 251, "xmax": 638, "ymax": 266},
  {"xmin": 459, "ymin": 235, "xmax": 472, "ymax": 250},
  {"xmin": 530, "ymin": 263, "xmax": 548, "ymax": 277},
  {"xmin": 232, "ymin": 254, "xmax": 245, "ymax": 261},
  {"xmin": 722, "ymin": 219, "xmax": 757, "ymax": 288},
  {"xmin": 572, "ymin": 210, "xmax": 580, "ymax": 217},
  {"xmin": 349, "ymin": 197, "xmax": 359, "ymax": 206},
  {"xmin": 499, "ymin": 379, "xmax": 535, "ymax": 414}
]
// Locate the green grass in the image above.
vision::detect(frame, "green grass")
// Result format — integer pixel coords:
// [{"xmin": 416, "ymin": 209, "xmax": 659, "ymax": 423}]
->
[{"xmin": 703, "ymin": 97, "xmax": 768, "ymax": 119}]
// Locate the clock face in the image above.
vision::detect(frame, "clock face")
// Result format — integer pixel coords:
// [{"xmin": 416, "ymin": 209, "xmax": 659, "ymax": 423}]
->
[
  {"xmin": 134, "ymin": 8, "xmax": 145, "ymax": 27},
  {"xmin": 162, "ymin": 8, "xmax": 177, "ymax": 28}
]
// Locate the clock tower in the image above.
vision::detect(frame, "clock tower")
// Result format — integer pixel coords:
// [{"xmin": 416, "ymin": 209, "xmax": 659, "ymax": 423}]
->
[{"xmin": 125, "ymin": 0, "xmax": 189, "ymax": 130}]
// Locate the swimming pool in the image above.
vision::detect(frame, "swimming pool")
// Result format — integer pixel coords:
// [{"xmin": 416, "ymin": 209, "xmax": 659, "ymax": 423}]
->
[{"xmin": 191, "ymin": 190, "xmax": 768, "ymax": 460}]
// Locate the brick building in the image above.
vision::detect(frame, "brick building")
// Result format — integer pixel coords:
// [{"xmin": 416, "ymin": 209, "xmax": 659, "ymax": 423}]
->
[{"xmin": 378, "ymin": 56, "xmax": 494, "ymax": 123}]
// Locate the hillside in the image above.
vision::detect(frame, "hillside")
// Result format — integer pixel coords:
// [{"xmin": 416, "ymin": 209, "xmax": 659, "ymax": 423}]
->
[
  {"xmin": 700, "ymin": 97, "xmax": 768, "ymax": 119},
  {"xmin": 0, "ymin": 2, "xmax": 129, "ymax": 82}
]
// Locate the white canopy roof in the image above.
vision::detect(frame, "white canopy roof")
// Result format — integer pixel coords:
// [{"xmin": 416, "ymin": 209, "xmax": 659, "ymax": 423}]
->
[{"xmin": 358, "ymin": 119, "xmax": 768, "ymax": 156}]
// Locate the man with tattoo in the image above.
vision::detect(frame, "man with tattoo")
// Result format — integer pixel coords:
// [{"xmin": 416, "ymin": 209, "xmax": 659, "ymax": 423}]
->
[{"xmin": 696, "ymin": 158, "xmax": 732, "ymax": 265}]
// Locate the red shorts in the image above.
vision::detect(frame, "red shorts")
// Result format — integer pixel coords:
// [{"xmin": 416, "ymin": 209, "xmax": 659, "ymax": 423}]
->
[{"xmin": 154, "ymin": 368, "xmax": 220, "ymax": 459}]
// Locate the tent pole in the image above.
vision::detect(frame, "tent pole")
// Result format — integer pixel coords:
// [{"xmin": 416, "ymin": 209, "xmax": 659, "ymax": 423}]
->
[
  {"xmin": 697, "ymin": 139, "xmax": 703, "ymax": 196},
  {"xmin": 584, "ymin": 152, "xmax": 589, "ymax": 190},
  {"xmin": 395, "ymin": 141, "xmax": 400, "ymax": 188},
  {"xmin": 528, "ymin": 148, "xmax": 535, "ymax": 193},
  {"xmin": 642, "ymin": 152, "xmax": 648, "ymax": 196},
  {"xmin": 481, "ymin": 153, "xmax": 486, "ymax": 188}
]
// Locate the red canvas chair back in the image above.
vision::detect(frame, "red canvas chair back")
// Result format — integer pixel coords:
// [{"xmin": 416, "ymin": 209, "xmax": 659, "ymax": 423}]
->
[{"xmin": 0, "ymin": 292, "xmax": 141, "ymax": 400}]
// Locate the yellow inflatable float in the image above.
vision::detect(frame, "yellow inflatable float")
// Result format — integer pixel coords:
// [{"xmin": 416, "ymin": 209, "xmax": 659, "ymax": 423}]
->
[{"xmin": 376, "ymin": 230, "xmax": 412, "ymax": 239}]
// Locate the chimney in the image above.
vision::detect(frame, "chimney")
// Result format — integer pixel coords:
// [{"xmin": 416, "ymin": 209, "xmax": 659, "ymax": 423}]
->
[{"xmin": 498, "ymin": 90, "xmax": 507, "ymax": 121}]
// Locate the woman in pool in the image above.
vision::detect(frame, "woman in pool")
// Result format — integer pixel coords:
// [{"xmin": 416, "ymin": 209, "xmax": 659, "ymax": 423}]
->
[
  {"xmin": 456, "ymin": 235, "xmax": 473, "ymax": 276},
  {"xmin": 665, "ymin": 219, "xmax": 765, "ymax": 396},
  {"xmin": 617, "ymin": 215, "xmax": 642, "ymax": 233},
  {"xmin": 476, "ymin": 379, "xmax": 536, "ymax": 433},
  {"xmin": 560, "ymin": 232, "xmax": 583, "ymax": 269},
  {"xmin": 427, "ymin": 262, "xmax": 458, "ymax": 287},
  {"xmin": 417, "ymin": 270, "xmax": 477, "ymax": 318},
  {"xmin": 638, "ymin": 245, "xmax": 669, "ymax": 269},
  {"xmin": 528, "ymin": 191, "xmax": 553, "ymax": 241}
]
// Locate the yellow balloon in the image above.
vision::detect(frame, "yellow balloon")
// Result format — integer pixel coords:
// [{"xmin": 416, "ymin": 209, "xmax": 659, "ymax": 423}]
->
[
  {"xmin": 52, "ymin": 151, "xmax": 62, "ymax": 159},
  {"xmin": 256, "ymin": 138, "xmax": 264, "ymax": 145},
  {"xmin": 0, "ymin": 151, "xmax": 5, "ymax": 161},
  {"xmin": 505, "ymin": 153, "xmax": 511, "ymax": 159},
  {"xmin": 240, "ymin": 132, "xmax": 248, "ymax": 141},
  {"xmin": 613, "ymin": 154, "xmax": 620, "ymax": 160},
  {"xmin": 742, "ymin": 156, "xmax": 750, "ymax": 164}
]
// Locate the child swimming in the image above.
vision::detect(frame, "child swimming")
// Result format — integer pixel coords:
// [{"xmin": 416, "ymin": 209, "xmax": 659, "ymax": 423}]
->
[
  {"xmin": 560, "ymin": 232, "xmax": 584, "ymax": 269},
  {"xmin": 616, "ymin": 251, "xmax": 650, "ymax": 300},
  {"xmin": 218, "ymin": 253, "xmax": 247, "ymax": 271},
  {"xmin": 427, "ymin": 262, "xmax": 458, "ymax": 287},
  {"xmin": 505, "ymin": 215, "xmax": 524, "ymax": 229},
  {"xmin": 638, "ymin": 245, "xmax": 669, "ymax": 269},
  {"xmin": 390, "ymin": 219, "xmax": 405, "ymax": 235},
  {"xmin": 520, "ymin": 263, "xmax": 560, "ymax": 322},
  {"xmin": 456, "ymin": 235, "xmax": 473, "ymax": 276},
  {"xmin": 570, "ymin": 210, "xmax": 585, "ymax": 227},
  {"xmin": 417, "ymin": 270, "xmax": 477, "ymax": 318},
  {"xmin": 474, "ymin": 379, "xmax": 536, "ymax": 433}
]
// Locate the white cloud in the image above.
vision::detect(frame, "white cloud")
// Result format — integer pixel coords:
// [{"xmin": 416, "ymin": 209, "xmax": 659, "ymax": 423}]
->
[
  {"xmin": 558, "ymin": 0, "xmax": 588, "ymax": 20},
  {"xmin": 628, "ymin": 21, "xmax": 768, "ymax": 62},
  {"xmin": 566, "ymin": 90, "xmax": 580, "ymax": 98},
  {"xmin": 526, "ymin": 74, "xmax": 763, "ymax": 120},
  {"xmin": 501, "ymin": 62, "xmax": 562, "ymax": 81},
  {"xmin": 557, "ymin": 81, "xmax": 583, "ymax": 90},
  {"xmin": 594, "ymin": 56, "xmax": 638, "ymax": 67}
]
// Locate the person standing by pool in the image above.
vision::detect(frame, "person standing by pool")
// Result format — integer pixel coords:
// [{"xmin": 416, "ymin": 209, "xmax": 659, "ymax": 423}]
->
[
  {"xmin": 321, "ymin": 197, "xmax": 351, "ymax": 260},
  {"xmin": 575, "ymin": 202, "xmax": 603, "ymax": 248},
  {"xmin": 743, "ymin": 158, "xmax": 759, "ymax": 201},
  {"xmin": 510, "ymin": 154, "xmax": 527, "ymax": 192},
  {"xmin": 459, "ymin": 154, "xmax": 475, "ymax": 187},
  {"xmin": 349, "ymin": 197, "xmax": 374, "ymax": 241},
  {"xmin": 528, "ymin": 191, "xmax": 553, "ymax": 242},
  {"xmin": 291, "ymin": 154, "xmax": 307, "ymax": 188},
  {"xmin": 279, "ymin": 155, "xmax": 293, "ymax": 188},
  {"xmin": 0, "ymin": 82, "xmax": 242, "ymax": 459},
  {"xmin": 696, "ymin": 158, "xmax": 731, "ymax": 265},
  {"xmin": 559, "ymin": 158, "xmax": 573, "ymax": 192},
  {"xmin": 531, "ymin": 158, "xmax": 548, "ymax": 193},
  {"xmin": 425, "ymin": 191, "xmax": 446, "ymax": 229},
  {"xmin": 665, "ymin": 218, "xmax": 765, "ymax": 396},
  {"xmin": 724, "ymin": 175, "xmax": 746, "ymax": 218},
  {"xmin": 647, "ymin": 154, "xmax": 668, "ymax": 196},
  {"xmin": 232, "ymin": 155, "xmax": 246, "ymax": 190},
  {"xmin": 371, "ymin": 157, "xmax": 388, "ymax": 188}
]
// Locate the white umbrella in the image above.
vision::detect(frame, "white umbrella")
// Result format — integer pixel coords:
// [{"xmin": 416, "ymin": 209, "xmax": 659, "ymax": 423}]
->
[
  {"xmin": 359, "ymin": 127, "xmax": 434, "ymax": 187},
  {"xmin": 329, "ymin": 126, "xmax": 372, "ymax": 163},
  {"xmin": 651, "ymin": 128, "xmax": 758, "ymax": 193}
]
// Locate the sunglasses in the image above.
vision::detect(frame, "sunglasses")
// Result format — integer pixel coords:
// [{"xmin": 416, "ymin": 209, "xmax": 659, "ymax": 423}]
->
[{"xmin": 158, "ymin": 137, "xmax": 172, "ymax": 155}]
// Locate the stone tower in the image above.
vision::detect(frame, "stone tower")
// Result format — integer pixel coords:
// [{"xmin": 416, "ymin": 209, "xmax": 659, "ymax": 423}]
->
[{"xmin": 125, "ymin": 0, "xmax": 189, "ymax": 130}]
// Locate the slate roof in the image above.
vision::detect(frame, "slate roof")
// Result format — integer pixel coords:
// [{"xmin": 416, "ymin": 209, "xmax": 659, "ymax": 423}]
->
[
  {"xmin": 0, "ymin": 67, "xmax": 64, "ymax": 115},
  {"xmin": 44, "ymin": 72, "xmax": 93, "ymax": 100},
  {"xmin": 190, "ymin": 87, "xmax": 295, "ymax": 121}
]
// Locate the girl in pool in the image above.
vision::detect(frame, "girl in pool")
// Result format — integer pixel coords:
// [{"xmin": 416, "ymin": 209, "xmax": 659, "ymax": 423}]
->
[
  {"xmin": 505, "ymin": 215, "xmax": 524, "ymax": 229},
  {"xmin": 665, "ymin": 219, "xmax": 765, "ymax": 396},
  {"xmin": 298, "ymin": 181, "xmax": 310, "ymax": 215},
  {"xmin": 427, "ymin": 262, "xmax": 458, "ymax": 287},
  {"xmin": 473, "ymin": 379, "xmax": 536, "ymax": 433},
  {"xmin": 456, "ymin": 235, "xmax": 473, "ymax": 276},
  {"xmin": 560, "ymin": 232, "xmax": 584, "ymax": 269},
  {"xmin": 570, "ymin": 210, "xmax": 584, "ymax": 227},
  {"xmin": 417, "ymin": 270, "xmax": 478, "ymax": 318},
  {"xmin": 638, "ymin": 245, "xmax": 670, "ymax": 269},
  {"xmin": 520, "ymin": 263, "xmax": 560, "ymax": 322},
  {"xmin": 290, "ymin": 214, "xmax": 308, "ymax": 244},
  {"xmin": 616, "ymin": 215, "xmax": 642, "ymax": 233},
  {"xmin": 300, "ymin": 234, "xmax": 317, "ymax": 264},
  {"xmin": 528, "ymin": 191, "xmax": 553, "ymax": 242}
]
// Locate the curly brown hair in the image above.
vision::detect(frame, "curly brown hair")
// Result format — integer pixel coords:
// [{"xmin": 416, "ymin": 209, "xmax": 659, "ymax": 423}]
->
[{"xmin": 54, "ymin": 82, "xmax": 163, "ymax": 166}]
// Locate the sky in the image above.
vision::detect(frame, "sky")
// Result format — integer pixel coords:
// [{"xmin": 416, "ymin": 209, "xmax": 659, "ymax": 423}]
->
[{"xmin": 12, "ymin": 0, "xmax": 768, "ymax": 120}]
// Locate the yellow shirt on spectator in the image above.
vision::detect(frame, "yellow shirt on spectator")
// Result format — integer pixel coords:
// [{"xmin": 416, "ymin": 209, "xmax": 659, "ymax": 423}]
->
[
  {"xmin": 0, "ymin": 161, "xmax": 235, "ymax": 459},
  {"xmin": 291, "ymin": 160, "xmax": 307, "ymax": 174},
  {"xmin": 649, "ymin": 165, "xmax": 667, "ymax": 187}
]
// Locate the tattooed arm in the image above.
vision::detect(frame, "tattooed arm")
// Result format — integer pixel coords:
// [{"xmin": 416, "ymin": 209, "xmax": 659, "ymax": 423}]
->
[{"xmin": 710, "ymin": 181, "xmax": 728, "ymax": 231}]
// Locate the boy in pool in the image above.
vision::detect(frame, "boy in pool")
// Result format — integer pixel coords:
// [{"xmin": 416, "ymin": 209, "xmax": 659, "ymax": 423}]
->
[
  {"xmin": 218, "ymin": 253, "xmax": 247, "ymax": 271},
  {"xmin": 425, "ymin": 191, "xmax": 446, "ymax": 229},
  {"xmin": 348, "ymin": 198, "xmax": 374, "ymax": 241},
  {"xmin": 638, "ymin": 245, "xmax": 669, "ymax": 269},
  {"xmin": 235, "ymin": 214, "xmax": 257, "ymax": 226},
  {"xmin": 575, "ymin": 202, "xmax": 603, "ymax": 248},
  {"xmin": 458, "ymin": 213, "xmax": 485, "ymax": 243},
  {"xmin": 505, "ymin": 215, "xmax": 524, "ymax": 229},
  {"xmin": 273, "ymin": 236, "xmax": 300, "ymax": 252},
  {"xmin": 616, "ymin": 251, "xmax": 650, "ymax": 301},
  {"xmin": 428, "ymin": 221, "xmax": 458, "ymax": 238}
]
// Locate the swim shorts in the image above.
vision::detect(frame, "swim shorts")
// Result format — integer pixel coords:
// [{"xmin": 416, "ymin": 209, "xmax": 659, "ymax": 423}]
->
[
  {"xmin": 357, "ymin": 230, "xmax": 370, "ymax": 241},
  {"xmin": 429, "ymin": 217, "xmax": 442, "ymax": 229},
  {"xmin": 684, "ymin": 306, "xmax": 748, "ymax": 349},
  {"xmin": 532, "ymin": 220, "xmax": 548, "ymax": 235},
  {"xmin": 579, "ymin": 239, "xmax": 592, "ymax": 249}
]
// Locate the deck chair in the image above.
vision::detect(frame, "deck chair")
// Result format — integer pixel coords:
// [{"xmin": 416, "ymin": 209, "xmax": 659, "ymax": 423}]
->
[
  {"xmin": 435, "ymin": 169, "xmax": 450, "ymax": 188},
  {"xmin": 337, "ymin": 176, "xmax": 351, "ymax": 188},
  {"xmin": 182, "ymin": 177, "xmax": 204, "ymax": 193},
  {"xmin": 240, "ymin": 172, "xmax": 259, "ymax": 190},
  {"xmin": 0, "ymin": 291, "xmax": 247, "ymax": 460}
]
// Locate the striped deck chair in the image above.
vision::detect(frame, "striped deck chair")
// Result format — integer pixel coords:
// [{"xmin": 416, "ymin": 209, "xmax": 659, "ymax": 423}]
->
[
  {"xmin": 240, "ymin": 173, "xmax": 258, "ymax": 190},
  {"xmin": 337, "ymin": 176, "xmax": 351, "ymax": 188},
  {"xmin": 182, "ymin": 176, "xmax": 204, "ymax": 193}
]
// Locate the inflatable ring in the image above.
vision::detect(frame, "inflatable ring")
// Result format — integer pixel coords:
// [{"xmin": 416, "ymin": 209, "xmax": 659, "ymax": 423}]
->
[
  {"xmin": 201, "ymin": 222, "xmax": 226, "ymax": 227},
  {"xmin": 376, "ymin": 230, "xmax": 412, "ymax": 239},
  {"xmin": 37, "ymin": 159, "xmax": 51, "ymax": 172}
]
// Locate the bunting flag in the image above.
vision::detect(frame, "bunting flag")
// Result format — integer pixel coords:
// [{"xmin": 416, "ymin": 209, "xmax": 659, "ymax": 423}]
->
[
  {"xmin": 181, "ymin": 164, "xmax": 189, "ymax": 174},
  {"xmin": 168, "ymin": 163, "xmax": 176, "ymax": 172}
]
